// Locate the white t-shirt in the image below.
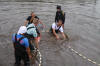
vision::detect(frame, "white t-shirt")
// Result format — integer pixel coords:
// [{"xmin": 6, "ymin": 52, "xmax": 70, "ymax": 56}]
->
[{"xmin": 52, "ymin": 23, "xmax": 63, "ymax": 32}]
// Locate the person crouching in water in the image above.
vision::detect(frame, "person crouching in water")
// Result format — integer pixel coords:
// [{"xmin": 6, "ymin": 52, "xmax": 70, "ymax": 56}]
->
[
  {"xmin": 12, "ymin": 26, "xmax": 32, "ymax": 66},
  {"xmin": 50, "ymin": 19, "xmax": 66, "ymax": 40}
]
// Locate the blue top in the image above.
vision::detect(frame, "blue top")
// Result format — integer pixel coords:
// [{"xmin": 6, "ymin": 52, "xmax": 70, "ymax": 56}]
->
[{"xmin": 12, "ymin": 33, "xmax": 29, "ymax": 48}]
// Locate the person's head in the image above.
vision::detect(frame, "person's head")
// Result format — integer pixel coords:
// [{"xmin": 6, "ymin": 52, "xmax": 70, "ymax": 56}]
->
[
  {"xmin": 35, "ymin": 16, "xmax": 39, "ymax": 21},
  {"xmin": 32, "ymin": 18, "xmax": 39, "ymax": 26},
  {"xmin": 33, "ymin": 16, "xmax": 40, "ymax": 26},
  {"xmin": 31, "ymin": 12, "xmax": 35, "ymax": 17},
  {"xmin": 57, "ymin": 19, "xmax": 63, "ymax": 26},
  {"xmin": 57, "ymin": 5, "xmax": 61, "ymax": 12},
  {"xmin": 17, "ymin": 26, "xmax": 27, "ymax": 34}
]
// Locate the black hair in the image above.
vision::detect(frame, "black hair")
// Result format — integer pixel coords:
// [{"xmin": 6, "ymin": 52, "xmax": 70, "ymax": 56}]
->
[
  {"xmin": 57, "ymin": 19, "xmax": 63, "ymax": 22},
  {"xmin": 57, "ymin": 5, "xmax": 61, "ymax": 10},
  {"xmin": 35, "ymin": 16, "xmax": 39, "ymax": 20}
]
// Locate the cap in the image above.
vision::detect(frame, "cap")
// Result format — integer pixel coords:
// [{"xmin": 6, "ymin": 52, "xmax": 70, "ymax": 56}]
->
[
  {"xmin": 17, "ymin": 26, "xmax": 27, "ymax": 34},
  {"xmin": 57, "ymin": 5, "xmax": 61, "ymax": 9}
]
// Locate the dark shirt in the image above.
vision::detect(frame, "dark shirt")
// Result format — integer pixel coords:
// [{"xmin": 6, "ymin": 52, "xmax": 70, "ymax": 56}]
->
[
  {"xmin": 55, "ymin": 11, "xmax": 65, "ymax": 24},
  {"xmin": 26, "ymin": 16, "xmax": 38, "ymax": 25}
]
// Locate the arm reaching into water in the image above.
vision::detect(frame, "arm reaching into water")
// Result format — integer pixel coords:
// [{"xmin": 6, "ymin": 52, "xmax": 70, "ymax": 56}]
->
[
  {"xmin": 39, "ymin": 20, "xmax": 45, "ymax": 28},
  {"xmin": 61, "ymin": 32, "xmax": 66, "ymax": 39},
  {"xmin": 34, "ymin": 37, "xmax": 39, "ymax": 49},
  {"xmin": 52, "ymin": 29, "xmax": 60, "ymax": 40},
  {"xmin": 26, "ymin": 47, "xmax": 32, "ymax": 59}
]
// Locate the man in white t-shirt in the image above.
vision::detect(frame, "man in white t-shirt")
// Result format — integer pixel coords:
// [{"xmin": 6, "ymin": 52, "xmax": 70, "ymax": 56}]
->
[{"xmin": 50, "ymin": 19, "xmax": 66, "ymax": 40}]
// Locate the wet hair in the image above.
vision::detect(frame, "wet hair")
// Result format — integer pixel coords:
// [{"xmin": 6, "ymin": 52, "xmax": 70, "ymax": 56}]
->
[
  {"xmin": 32, "ymin": 18, "xmax": 38, "ymax": 24},
  {"xmin": 35, "ymin": 16, "xmax": 39, "ymax": 20},
  {"xmin": 57, "ymin": 5, "xmax": 61, "ymax": 10}
]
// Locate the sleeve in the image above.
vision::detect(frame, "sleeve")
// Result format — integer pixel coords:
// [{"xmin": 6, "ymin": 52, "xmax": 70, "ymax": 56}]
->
[
  {"xmin": 26, "ymin": 16, "xmax": 31, "ymax": 21},
  {"xmin": 24, "ymin": 38, "xmax": 29, "ymax": 48},
  {"xmin": 59, "ymin": 26, "xmax": 63, "ymax": 32},
  {"xmin": 52, "ymin": 23, "xmax": 56, "ymax": 29}
]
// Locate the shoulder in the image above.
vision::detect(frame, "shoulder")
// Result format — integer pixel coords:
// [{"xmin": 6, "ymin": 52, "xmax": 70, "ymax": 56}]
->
[
  {"xmin": 28, "ymin": 16, "xmax": 31, "ymax": 18},
  {"xmin": 62, "ymin": 11, "xmax": 65, "ymax": 15},
  {"xmin": 52, "ymin": 23, "xmax": 56, "ymax": 26},
  {"xmin": 52, "ymin": 23, "xmax": 56, "ymax": 28},
  {"xmin": 27, "ymin": 23, "xmax": 35, "ymax": 27},
  {"xmin": 27, "ymin": 16, "xmax": 32, "ymax": 20}
]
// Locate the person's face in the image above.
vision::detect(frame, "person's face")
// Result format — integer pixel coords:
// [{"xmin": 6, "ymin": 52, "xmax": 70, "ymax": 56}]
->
[
  {"xmin": 33, "ymin": 18, "xmax": 39, "ymax": 26},
  {"xmin": 57, "ymin": 20, "xmax": 62, "ymax": 26},
  {"xmin": 36, "ymin": 18, "xmax": 39, "ymax": 22},
  {"xmin": 57, "ymin": 9, "xmax": 61, "ymax": 12},
  {"xmin": 31, "ymin": 13, "xmax": 35, "ymax": 17}
]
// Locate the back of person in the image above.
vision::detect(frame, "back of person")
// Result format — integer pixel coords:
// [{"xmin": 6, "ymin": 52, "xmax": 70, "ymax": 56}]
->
[
  {"xmin": 12, "ymin": 33, "xmax": 29, "ymax": 54},
  {"xmin": 26, "ymin": 23, "xmax": 38, "ymax": 38}
]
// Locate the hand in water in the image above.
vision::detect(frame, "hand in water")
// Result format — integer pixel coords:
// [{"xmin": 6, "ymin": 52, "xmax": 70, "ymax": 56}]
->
[{"xmin": 56, "ymin": 35, "xmax": 60, "ymax": 40}]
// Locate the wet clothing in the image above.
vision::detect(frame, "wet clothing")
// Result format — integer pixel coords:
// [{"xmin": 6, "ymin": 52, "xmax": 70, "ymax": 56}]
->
[
  {"xmin": 26, "ymin": 24, "xmax": 38, "ymax": 38},
  {"xmin": 12, "ymin": 34, "xmax": 29, "ymax": 48},
  {"xmin": 50, "ymin": 23, "xmax": 63, "ymax": 33},
  {"xmin": 26, "ymin": 16, "xmax": 38, "ymax": 25},
  {"xmin": 12, "ymin": 34, "xmax": 30, "ymax": 66},
  {"xmin": 55, "ymin": 11, "xmax": 65, "ymax": 24}
]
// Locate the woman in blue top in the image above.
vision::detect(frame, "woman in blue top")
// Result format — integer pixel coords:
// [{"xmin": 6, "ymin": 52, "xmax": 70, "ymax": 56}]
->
[{"xmin": 12, "ymin": 26, "xmax": 32, "ymax": 66}]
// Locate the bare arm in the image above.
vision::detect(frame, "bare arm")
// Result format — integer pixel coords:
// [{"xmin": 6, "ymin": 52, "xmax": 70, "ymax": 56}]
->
[
  {"xmin": 39, "ymin": 20, "xmax": 45, "ymax": 28},
  {"xmin": 61, "ymin": 32, "xmax": 66, "ymax": 39},
  {"xmin": 26, "ymin": 47, "xmax": 32, "ymax": 58},
  {"xmin": 52, "ymin": 29, "xmax": 60, "ymax": 39},
  {"xmin": 34, "ymin": 37, "xmax": 39, "ymax": 49}
]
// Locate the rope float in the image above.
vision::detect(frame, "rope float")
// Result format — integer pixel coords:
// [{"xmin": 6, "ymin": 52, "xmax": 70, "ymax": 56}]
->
[
  {"xmin": 42, "ymin": 30, "xmax": 100, "ymax": 66},
  {"xmin": 37, "ymin": 50, "xmax": 42, "ymax": 66},
  {"xmin": 68, "ymin": 46, "xmax": 100, "ymax": 66}
]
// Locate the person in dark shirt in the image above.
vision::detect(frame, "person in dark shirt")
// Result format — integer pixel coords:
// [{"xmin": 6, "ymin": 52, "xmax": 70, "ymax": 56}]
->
[
  {"xmin": 24, "ymin": 12, "xmax": 38, "ymax": 26},
  {"xmin": 55, "ymin": 5, "xmax": 65, "ymax": 29}
]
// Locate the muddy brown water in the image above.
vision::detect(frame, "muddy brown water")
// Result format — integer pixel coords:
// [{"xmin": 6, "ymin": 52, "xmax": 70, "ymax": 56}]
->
[{"xmin": 0, "ymin": 1, "xmax": 100, "ymax": 66}]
